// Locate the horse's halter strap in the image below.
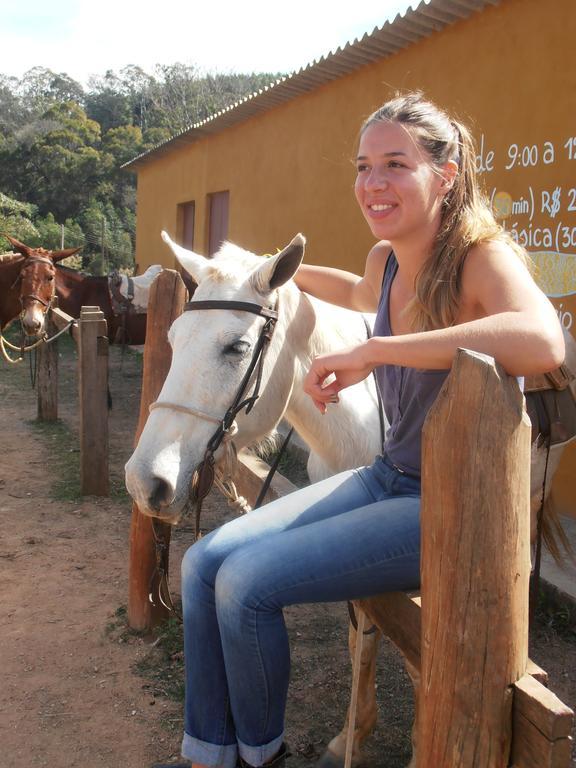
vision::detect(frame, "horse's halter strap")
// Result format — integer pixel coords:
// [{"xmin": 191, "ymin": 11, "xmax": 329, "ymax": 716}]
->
[{"xmin": 149, "ymin": 298, "xmax": 279, "ymax": 539}]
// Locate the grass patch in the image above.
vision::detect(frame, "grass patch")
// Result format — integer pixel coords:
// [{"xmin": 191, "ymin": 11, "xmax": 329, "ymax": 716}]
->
[
  {"xmin": 27, "ymin": 416, "xmax": 132, "ymax": 502},
  {"xmin": 27, "ymin": 417, "xmax": 82, "ymax": 500},
  {"xmin": 133, "ymin": 616, "xmax": 186, "ymax": 703}
]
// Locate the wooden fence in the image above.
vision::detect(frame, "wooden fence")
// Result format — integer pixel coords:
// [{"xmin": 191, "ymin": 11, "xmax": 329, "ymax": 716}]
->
[
  {"xmin": 37, "ymin": 304, "xmax": 109, "ymax": 496},
  {"xmin": 128, "ymin": 270, "xmax": 574, "ymax": 768}
]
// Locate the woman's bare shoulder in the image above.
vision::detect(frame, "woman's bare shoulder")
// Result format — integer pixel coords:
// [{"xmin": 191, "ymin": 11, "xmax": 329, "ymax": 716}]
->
[
  {"xmin": 461, "ymin": 238, "xmax": 542, "ymax": 314},
  {"xmin": 364, "ymin": 241, "xmax": 393, "ymax": 291}
]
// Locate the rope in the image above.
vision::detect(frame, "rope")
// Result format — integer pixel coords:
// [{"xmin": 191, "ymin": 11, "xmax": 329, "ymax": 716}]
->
[
  {"xmin": 0, "ymin": 333, "xmax": 26, "ymax": 364},
  {"xmin": 0, "ymin": 319, "xmax": 75, "ymax": 365},
  {"xmin": 149, "ymin": 401, "xmax": 224, "ymax": 424},
  {"xmin": 214, "ymin": 475, "xmax": 251, "ymax": 514},
  {"xmin": 0, "ymin": 332, "xmax": 46, "ymax": 353},
  {"xmin": 43, "ymin": 319, "xmax": 75, "ymax": 345}
]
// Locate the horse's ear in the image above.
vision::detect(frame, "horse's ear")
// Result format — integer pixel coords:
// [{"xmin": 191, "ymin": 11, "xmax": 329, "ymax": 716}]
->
[
  {"xmin": 3, "ymin": 234, "xmax": 33, "ymax": 258},
  {"xmin": 50, "ymin": 246, "xmax": 82, "ymax": 264},
  {"xmin": 251, "ymin": 233, "xmax": 306, "ymax": 294},
  {"xmin": 161, "ymin": 231, "xmax": 214, "ymax": 284}
]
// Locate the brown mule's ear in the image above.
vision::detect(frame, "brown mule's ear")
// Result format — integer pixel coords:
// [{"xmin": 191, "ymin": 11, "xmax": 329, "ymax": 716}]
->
[
  {"xmin": 50, "ymin": 246, "xmax": 82, "ymax": 264},
  {"xmin": 2, "ymin": 234, "xmax": 33, "ymax": 257}
]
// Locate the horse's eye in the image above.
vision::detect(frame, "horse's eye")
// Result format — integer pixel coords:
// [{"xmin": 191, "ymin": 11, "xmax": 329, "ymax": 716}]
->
[
  {"xmin": 46, "ymin": 275, "xmax": 54, "ymax": 282},
  {"xmin": 224, "ymin": 340, "xmax": 251, "ymax": 356}
]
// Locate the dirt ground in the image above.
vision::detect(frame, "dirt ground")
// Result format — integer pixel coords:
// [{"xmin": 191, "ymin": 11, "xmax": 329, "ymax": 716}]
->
[{"xmin": 1, "ymin": 337, "xmax": 575, "ymax": 768}]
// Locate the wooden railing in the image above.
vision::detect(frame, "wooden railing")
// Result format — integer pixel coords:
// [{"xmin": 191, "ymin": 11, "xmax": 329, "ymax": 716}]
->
[{"xmin": 37, "ymin": 304, "xmax": 109, "ymax": 496}]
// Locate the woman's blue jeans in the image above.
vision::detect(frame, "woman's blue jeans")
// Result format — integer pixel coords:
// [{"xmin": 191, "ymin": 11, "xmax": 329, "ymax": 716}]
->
[{"xmin": 180, "ymin": 455, "xmax": 421, "ymax": 767}]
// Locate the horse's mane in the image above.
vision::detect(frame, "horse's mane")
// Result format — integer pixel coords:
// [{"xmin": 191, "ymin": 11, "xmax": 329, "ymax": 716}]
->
[{"xmin": 0, "ymin": 252, "xmax": 23, "ymax": 265}]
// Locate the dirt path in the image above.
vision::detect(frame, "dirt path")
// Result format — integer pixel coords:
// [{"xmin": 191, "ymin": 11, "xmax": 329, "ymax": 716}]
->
[{"xmin": 1, "ymin": 338, "xmax": 575, "ymax": 768}]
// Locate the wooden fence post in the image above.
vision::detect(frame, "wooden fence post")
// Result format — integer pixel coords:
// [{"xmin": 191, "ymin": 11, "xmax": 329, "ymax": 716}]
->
[
  {"xmin": 37, "ymin": 315, "xmax": 58, "ymax": 421},
  {"xmin": 78, "ymin": 306, "xmax": 109, "ymax": 496},
  {"xmin": 418, "ymin": 349, "xmax": 532, "ymax": 767},
  {"xmin": 128, "ymin": 269, "xmax": 187, "ymax": 632}
]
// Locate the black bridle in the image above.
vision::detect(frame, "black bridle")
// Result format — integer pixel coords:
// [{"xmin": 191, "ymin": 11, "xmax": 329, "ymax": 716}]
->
[
  {"xmin": 148, "ymin": 298, "xmax": 280, "ymax": 615},
  {"xmin": 185, "ymin": 300, "xmax": 279, "ymax": 538}
]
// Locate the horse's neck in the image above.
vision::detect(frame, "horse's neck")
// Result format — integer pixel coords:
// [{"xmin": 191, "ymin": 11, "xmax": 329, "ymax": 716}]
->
[
  {"xmin": 0, "ymin": 261, "xmax": 25, "ymax": 327},
  {"xmin": 278, "ymin": 286, "xmax": 381, "ymax": 473},
  {"xmin": 56, "ymin": 269, "xmax": 108, "ymax": 317}
]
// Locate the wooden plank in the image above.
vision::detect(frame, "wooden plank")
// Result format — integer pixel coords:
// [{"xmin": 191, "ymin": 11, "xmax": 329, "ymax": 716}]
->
[
  {"xmin": 511, "ymin": 712, "xmax": 572, "ymax": 768},
  {"xmin": 418, "ymin": 349, "xmax": 532, "ymax": 767},
  {"xmin": 78, "ymin": 307, "xmax": 109, "ymax": 495},
  {"xmin": 526, "ymin": 658, "xmax": 548, "ymax": 686},
  {"xmin": 513, "ymin": 674, "xmax": 573, "ymax": 740},
  {"xmin": 128, "ymin": 270, "xmax": 187, "ymax": 632},
  {"xmin": 50, "ymin": 306, "xmax": 75, "ymax": 331},
  {"xmin": 234, "ymin": 450, "xmax": 299, "ymax": 507},
  {"xmin": 37, "ymin": 317, "xmax": 58, "ymax": 421}
]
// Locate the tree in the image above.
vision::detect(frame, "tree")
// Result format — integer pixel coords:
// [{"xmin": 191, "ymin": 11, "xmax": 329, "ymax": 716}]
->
[
  {"xmin": 0, "ymin": 101, "xmax": 105, "ymax": 221},
  {"xmin": 0, "ymin": 76, "xmax": 27, "ymax": 137},
  {"xmin": 0, "ymin": 61, "xmax": 286, "ymax": 273},
  {"xmin": 0, "ymin": 192, "xmax": 38, "ymax": 244},
  {"xmin": 16, "ymin": 67, "xmax": 85, "ymax": 116},
  {"xmin": 32, "ymin": 212, "xmax": 85, "ymax": 252}
]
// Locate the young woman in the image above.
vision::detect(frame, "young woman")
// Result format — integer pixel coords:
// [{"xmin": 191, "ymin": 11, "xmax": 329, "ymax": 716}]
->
[{"xmin": 154, "ymin": 93, "xmax": 564, "ymax": 768}]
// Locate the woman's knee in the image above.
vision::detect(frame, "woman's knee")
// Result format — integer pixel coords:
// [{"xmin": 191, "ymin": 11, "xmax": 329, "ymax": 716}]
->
[
  {"xmin": 181, "ymin": 531, "xmax": 226, "ymax": 599},
  {"xmin": 214, "ymin": 546, "xmax": 271, "ymax": 619}
]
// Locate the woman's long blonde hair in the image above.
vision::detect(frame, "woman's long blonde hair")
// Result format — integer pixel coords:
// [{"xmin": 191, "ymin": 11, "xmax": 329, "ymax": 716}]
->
[{"xmin": 361, "ymin": 92, "xmax": 525, "ymax": 331}]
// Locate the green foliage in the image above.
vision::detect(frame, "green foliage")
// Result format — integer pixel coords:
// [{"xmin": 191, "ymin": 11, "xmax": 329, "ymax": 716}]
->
[
  {"xmin": 0, "ymin": 63, "xmax": 284, "ymax": 273},
  {"xmin": 0, "ymin": 192, "xmax": 38, "ymax": 244}
]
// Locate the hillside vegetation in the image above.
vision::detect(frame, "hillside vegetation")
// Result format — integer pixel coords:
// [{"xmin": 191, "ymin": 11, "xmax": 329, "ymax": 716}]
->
[{"xmin": 0, "ymin": 65, "xmax": 282, "ymax": 271}]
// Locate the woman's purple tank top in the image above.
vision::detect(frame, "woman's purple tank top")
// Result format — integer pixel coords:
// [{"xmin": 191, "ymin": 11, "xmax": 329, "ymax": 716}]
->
[{"xmin": 372, "ymin": 252, "xmax": 450, "ymax": 477}]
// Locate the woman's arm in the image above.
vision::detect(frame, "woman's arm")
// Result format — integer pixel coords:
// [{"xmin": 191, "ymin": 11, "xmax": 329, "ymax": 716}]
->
[
  {"xmin": 293, "ymin": 242, "xmax": 391, "ymax": 312},
  {"xmin": 304, "ymin": 242, "xmax": 565, "ymax": 412}
]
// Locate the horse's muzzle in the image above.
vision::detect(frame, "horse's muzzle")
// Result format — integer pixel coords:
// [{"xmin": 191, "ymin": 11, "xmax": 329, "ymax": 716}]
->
[{"xmin": 148, "ymin": 476, "xmax": 176, "ymax": 511}]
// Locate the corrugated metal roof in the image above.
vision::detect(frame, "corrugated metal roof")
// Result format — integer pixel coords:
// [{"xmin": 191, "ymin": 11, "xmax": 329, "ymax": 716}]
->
[{"xmin": 123, "ymin": 0, "xmax": 499, "ymax": 170}]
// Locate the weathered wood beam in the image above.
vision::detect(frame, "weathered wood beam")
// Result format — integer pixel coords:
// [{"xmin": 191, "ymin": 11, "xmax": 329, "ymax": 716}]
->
[
  {"xmin": 128, "ymin": 270, "xmax": 187, "ymax": 632},
  {"xmin": 78, "ymin": 307, "xmax": 108, "ymax": 496},
  {"xmin": 418, "ymin": 349, "xmax": 532, "ymax": 766},
  {"xmin": 37, "ymin": 315, "xmax": 58, "ymax": 421}
]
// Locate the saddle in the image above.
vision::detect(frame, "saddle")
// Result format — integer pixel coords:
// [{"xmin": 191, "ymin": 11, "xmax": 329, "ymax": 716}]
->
[
  {"xmin": 524, "ymin": 363, "xmax": 576, "ymax": 448},
  {"xmin": 108, "ymin": 271, "xmax": 139, "ymax": 316}
]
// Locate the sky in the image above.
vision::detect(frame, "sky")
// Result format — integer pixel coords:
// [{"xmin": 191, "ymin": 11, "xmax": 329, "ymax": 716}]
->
[{"xmin": 1, "ymin": 0, "xmax": 417, "ymax": 84}]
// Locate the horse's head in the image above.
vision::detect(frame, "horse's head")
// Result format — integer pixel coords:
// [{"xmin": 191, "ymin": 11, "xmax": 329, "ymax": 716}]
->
[
  {"xmin": 4, "ymin": 235, "xmax": 81, "ymax": 335},
  {"xmin": 125, "ymin": 231, "xmax": 305, "ymax": 524}
]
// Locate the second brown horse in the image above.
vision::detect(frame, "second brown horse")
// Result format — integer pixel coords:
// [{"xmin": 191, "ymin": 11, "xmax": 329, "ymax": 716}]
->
[{"xmin": 2, "ymin": 236, "xmax": 147, "ymax": 344}]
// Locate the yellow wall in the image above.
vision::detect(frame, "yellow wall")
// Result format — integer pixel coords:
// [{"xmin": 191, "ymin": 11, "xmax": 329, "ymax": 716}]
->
[{"xmin": 132, "ymin": 0, "xmax": 576, "ymax": 515}]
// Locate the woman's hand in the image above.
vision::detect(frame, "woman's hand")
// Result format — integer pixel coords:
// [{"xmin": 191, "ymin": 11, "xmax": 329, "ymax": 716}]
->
[{"xmin": 303, "ymin": 342, "xmax": 374, "ymax": 414}]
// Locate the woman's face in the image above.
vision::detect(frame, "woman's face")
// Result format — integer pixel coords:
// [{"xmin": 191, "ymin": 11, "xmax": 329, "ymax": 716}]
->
[{"xmin": 354, "ymin": 120, "xmax": 453, "ymax": 244}]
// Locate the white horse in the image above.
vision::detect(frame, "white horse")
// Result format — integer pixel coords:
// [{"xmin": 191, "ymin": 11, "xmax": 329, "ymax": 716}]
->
[{"xmin": 125, "ymin": 232, "xmax": 575, "ymax": 768}]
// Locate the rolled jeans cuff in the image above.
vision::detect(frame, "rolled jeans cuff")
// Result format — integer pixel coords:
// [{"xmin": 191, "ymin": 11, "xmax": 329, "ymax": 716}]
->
[
  {"xmin": 238, "ymin": 732, "xmax": 284, "ymax": 767},
  {"xmin": 182, "ymin": 732, "xmax": 237, "ymax": 768}
]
